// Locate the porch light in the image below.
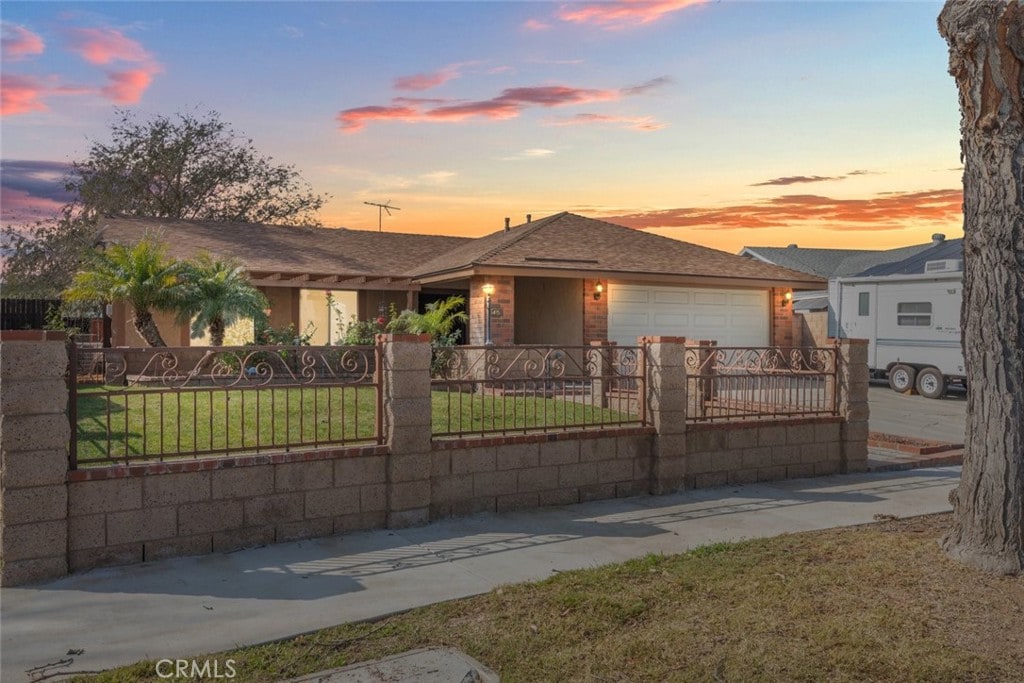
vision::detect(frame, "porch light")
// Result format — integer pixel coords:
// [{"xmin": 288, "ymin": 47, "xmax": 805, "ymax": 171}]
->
[
  {"xmin": 593, "ymin": 281, "xmax": 604, "ymax": 301},
  {"xmin": 482, "ymin": 283, "xmax": 495, "ymax": 345},
  {"xmin": 782, "ymin": 291, "xmax": 793, "ymax": 307}
]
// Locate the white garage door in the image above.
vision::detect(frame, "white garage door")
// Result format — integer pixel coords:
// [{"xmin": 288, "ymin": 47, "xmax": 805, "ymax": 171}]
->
[{"xmin": 608, "ymin": 284, "xmax": 769, "ymax": 347}]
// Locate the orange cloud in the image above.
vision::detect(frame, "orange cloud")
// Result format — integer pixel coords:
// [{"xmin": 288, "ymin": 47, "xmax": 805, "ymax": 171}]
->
[
  {"xmin": 337, "ymin": 105, "xmax": 421, "ymax": 132},
  {"xmin": 523, "ymin": 19, "xmax": 552, "ymax": 31},
  {"xmin": 602, "ymin": 190, "xmax": 964, "ymax": 232},
  {"xmin": 1, "ymin": 74, "xmax": 48, "ymax": 116},
  {"xmin": 548, "ymin": 112, "xmax": 666, "ymax": 131},
  {"xmin": 558, "ymin": 0, "xmax": 709, "ymax": 28},
  {"xmin": 63, "ymin": 26, "xmax": 151, "ymax": 64},
  {"xmin": 2, "ymin": 23, "xmax": 45, "ymax": 61},
  {"xmin": 101, "ymin": 66, "xmax": 160, "ymax": 104}
]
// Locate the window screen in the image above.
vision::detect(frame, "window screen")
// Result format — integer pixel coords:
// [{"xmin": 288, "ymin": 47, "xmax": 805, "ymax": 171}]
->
[
  {"xmin": 897, "ymin": 302, "xmax": 932, "ymax": 327},
  {"xmin": 858, "ymin": 291, "xmax": 870, "ymax": 316}
]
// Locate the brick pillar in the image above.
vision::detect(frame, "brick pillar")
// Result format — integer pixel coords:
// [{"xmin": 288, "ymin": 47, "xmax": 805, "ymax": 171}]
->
[
  {"xmin": 834, "ymin": 338, "xmax": 869, "ymax": 473},
  {"xmin": 469, "ymin": 276, "xmax": 514, "ymax": 345},
  {"xmin": 644, "ymin": 336, "xmax": 689, "ymax": 494},
  {"xmin": 583, "ymin": 279, "xmax": 608, "ymax": 343},
  {"xmin": 380, "ymin": 334, "xmax": 433, "ymax": 528},
  {"xmin": 0, "ymin": 338, "xmax": 71, "ymax": 585},
  {"xmin": 771, "ymin": 288, "xmax": 794, "ymax": 347}
]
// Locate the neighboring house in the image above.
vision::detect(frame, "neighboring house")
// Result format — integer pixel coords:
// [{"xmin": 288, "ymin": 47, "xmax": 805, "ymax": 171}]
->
[
  {"xmin": 740, "ymin": 234, "xmax": 952, "ymax": 345},
  {"xmin": 97, "ymin": 212, "xmax": 824, "ymax": 348},
  {"xmin": 832, "ymin": 238, "xmax": 965, "ymax": 398}
]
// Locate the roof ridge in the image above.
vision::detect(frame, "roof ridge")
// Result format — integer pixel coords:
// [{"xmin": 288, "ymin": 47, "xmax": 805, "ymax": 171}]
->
[{"xmin": 469, "ymin": 211, "xmax": 569, "ymax": 265}]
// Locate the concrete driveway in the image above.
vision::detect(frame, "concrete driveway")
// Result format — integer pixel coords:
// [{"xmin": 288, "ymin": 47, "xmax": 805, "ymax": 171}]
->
[{"xmin": 868, "ymin": 383, "xmax": 966, "ymax": 444}]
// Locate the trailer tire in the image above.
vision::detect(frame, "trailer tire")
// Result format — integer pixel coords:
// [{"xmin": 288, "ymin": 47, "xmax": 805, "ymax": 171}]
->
[
  {"xmin": 888, "ymin": 364, "xmax": 916, "ymax": 393},
  {"xmin": 916, "ymin": 367, "xmax": 946, "ymax": 399}
]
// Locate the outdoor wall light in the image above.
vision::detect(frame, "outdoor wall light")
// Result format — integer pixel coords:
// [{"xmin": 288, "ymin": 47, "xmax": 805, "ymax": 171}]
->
[
  {"xmin": 593, "ymin": 281, "xmax": 604, "ymax": 301},
  {"xmin": 782, "ymin": 291, "xmax": 793, "ymax": 307},
  {"xmin": 482, "ymin": 283, "xmax": 495, "ymax": 345}
]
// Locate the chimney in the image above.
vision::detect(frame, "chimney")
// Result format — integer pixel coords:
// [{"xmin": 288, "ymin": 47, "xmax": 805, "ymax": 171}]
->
[
  {"xmin": 526, "ymin": 214, "xmax": 532, "ymax": 223},
  {"xmin": 931, "ymin": 233, "xmax": 945, "ymax": 245},
  {"xmin": 504, "ymin": 217, "xmax": 510, "ymax": 232}
]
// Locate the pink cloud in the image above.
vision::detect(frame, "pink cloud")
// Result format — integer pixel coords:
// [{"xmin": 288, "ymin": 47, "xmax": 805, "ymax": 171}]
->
[
  {"xmin": 101, "ymin": 66, "xmax": 160, "ymax": 104},
  {"xmin": 336, "ymin": 105, "xmax": 421, "ymax": 132},
  {"xmin": 1, "ymin": 74, "xmax": 48, "ymax": 116},
  {"xmin": 64, "ymin": 26, "xmax": 150, "ymax": 64},
  {"xmin": 394, "ymin": 68, "xmax": 459, "ymax": 91},
  {"xmin": 558, "ymin": 0, "xmax": 709, "ymax": 29},
  {"xmin": 337, "ymin": 83, "xmax": 624, "ymax": 133},
  {"xmin": 2, "ymin": 23, "xmax": 45, "ymax": 61},
  {"xmin": 523, "ymin": 19, "xmax": 552, "ymax": 31},
  {"xmin": 548, "ymin": 113, "xmax": 666, "ymax": 131}
]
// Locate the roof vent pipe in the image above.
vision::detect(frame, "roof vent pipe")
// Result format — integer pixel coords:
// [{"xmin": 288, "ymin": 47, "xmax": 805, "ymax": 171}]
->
[
  {"xmin": 931, "ymin": 233, "xmax": 946, "ymax": 245},
  {"xmin": 787, "ymin": 243, "xmax": 798, "ymax": 249},
  {"xmin": 526, "ymin": 214, "xmax": 532, "ymax": 223},
  {"xmin": 504, "ymin": 217, "xmax": 510, "ymax": 231}
]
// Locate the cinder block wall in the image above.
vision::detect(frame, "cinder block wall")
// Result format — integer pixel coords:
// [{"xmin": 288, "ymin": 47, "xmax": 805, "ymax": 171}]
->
[
  {"xmin": 0, "ymin": 340, "xmax": 71, "ymax": 585},
  {"xmin": 430, "ymin": 430, "xmax": 653, "ymax": 518},
  {"xmin": 65, "ymin": 448, "xmax": 388, "ymax": 572},
  {"xmin": 0, "ymin": 336, "xmax": 869, "ymax": 585}
]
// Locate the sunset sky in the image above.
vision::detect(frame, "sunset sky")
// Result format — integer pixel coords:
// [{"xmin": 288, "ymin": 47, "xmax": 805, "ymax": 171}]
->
[{"xmin": 1, "ymin": 1, "xmax": 964, "ymax": 253}]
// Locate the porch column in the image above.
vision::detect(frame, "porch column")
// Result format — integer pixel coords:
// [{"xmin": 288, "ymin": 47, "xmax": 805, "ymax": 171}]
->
[{"xmin": 469, "ymin": 276, "xmax": 514, "ymax": 345}]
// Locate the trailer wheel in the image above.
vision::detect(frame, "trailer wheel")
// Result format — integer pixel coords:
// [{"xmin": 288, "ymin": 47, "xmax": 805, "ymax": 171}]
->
[
  {"xmin": 888, "ymin": 364, "xmax": 916, "ymax": 393},
  {"xmin": 916, "ymin": 367, "xmax": 947, "ymax": 399}
]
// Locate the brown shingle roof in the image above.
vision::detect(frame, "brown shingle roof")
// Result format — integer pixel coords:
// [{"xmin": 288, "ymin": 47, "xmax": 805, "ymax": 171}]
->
[
  {"xmin": 98, "ymin": 217, "xmax": 471, "ymax": 278},
  {"xmin": 411, "ymin": 212, "xmax": 825, "ymax": 286}
]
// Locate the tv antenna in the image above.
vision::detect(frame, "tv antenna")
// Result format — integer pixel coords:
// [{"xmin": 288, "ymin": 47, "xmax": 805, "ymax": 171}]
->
[{"xmin": 364, "ymin": 200, "xmax": 401, "ymax": 232}]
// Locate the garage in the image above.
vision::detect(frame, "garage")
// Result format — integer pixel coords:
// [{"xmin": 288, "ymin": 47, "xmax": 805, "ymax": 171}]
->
[{"xmin": 607, "ymin": 284, "xmax": 769, "ymax": 347}]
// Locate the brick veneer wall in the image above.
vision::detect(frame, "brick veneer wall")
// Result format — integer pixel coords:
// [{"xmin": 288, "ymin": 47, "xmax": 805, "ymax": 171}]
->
[
  {"xmin": 469, "ymin": 276, "xmax": 515, "ymax": 345},
  {"xmin": 583, "ymin": 279, "xmax": 608, "ymax": 343},
  {"xmin": 0, "ymin": 336, "xmax": 868, "ymax": 585},
  {"xmin": 771, "ymin": 288, "xmax": 795, "ymax": 347}
]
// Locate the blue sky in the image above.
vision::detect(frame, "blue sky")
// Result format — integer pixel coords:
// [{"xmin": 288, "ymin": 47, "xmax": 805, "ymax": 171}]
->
[{"xmin": 1, "ymin": 1, "xmax": 963, "ymax": 252}]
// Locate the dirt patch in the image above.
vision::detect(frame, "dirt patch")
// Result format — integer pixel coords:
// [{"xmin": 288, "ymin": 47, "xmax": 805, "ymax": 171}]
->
[{"xmin": 868, "ymin": 431, "xmax": 964, "ymax": 455}]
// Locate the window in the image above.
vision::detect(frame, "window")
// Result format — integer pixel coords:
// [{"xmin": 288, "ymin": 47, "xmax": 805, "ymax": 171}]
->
[
  {"xmin": 858, "ymin": 291, "xmax": 870, "ymax": 316},
  {"xmin": 897, "ymin": 302, "xmax": 932, "ymax": 327}
]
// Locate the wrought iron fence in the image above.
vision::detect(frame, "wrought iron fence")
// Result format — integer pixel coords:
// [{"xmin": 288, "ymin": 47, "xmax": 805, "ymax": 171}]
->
[
  {"xmin": 431, "ymin": 344, "xmax": 648, "ymax": 438},
  {"xmin": 68, "ymin": 342, "xmax": 382, "ymax": 468},
  {"xmin": 684, "ymin": 344, "xmax": 837, "ymax": 422}
]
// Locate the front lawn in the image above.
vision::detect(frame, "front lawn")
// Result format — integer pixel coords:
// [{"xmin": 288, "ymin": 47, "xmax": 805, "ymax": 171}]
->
[
  {"xmin": 71, "ymin": 513, "xmax": 1024, "ymax": 682},
  {"xmin": 75, "ymin": 385, "xmax": 637, "ymax": 464}
]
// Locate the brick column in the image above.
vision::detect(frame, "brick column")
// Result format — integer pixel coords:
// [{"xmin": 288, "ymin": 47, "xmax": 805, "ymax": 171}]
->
[
  {"xmin": 0, "ymin": 338, "xmax": 71, "ymax": 585},
  {"xmin": 644, "ymin": 336, "xmax": 689, "ymax": 494},
  {"xmin": 583, "ymin": 279, "xmax": 608, "ymax": 343},
  {"xmin": 834, "ymin": 338, "xmax": 869, "ymax": 473},
  {"xmin": 469, "ymin": 276, "xmax": 514, "ymax": 345},
  {"xmin": 380, "ymin": 334, "xmax": 433, "ymax": 527},
  {"xmin": 771, "ymin": 288, "xmax": 794, "ymax": 347}
]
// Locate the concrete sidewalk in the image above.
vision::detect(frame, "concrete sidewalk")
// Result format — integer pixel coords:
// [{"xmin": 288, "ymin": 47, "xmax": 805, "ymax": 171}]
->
[{"xmin": 1, "ymin": 467, "xmax": 959, "ymax": 682}]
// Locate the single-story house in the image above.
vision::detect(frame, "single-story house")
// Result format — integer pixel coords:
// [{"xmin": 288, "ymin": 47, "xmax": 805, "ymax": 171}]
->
[{"xmin": 97, "ymin": 212, "xmax": 824, "ymax": 348}]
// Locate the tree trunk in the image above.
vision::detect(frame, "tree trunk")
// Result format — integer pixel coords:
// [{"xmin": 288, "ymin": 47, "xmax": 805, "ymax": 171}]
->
[
  {"xmin": 209, "ymin": 315, "xmax": 226, "ymax": 347},
  {"xmin": 938, "ymin": 0, "xmax": 1024, "ymax": 574},
  {"xmin": 132, "ymin": 309, "xmax": 167, "ymax": 347}
]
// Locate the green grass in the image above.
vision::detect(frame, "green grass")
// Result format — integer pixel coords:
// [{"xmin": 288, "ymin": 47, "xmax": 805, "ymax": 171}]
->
[
  {"xmin": 69, "ymin": 514, "xmax": 1024, "ymax": 682},
  {"xmin": 75, "ymin": 386, "xmax": 637, "ymax": 464}
]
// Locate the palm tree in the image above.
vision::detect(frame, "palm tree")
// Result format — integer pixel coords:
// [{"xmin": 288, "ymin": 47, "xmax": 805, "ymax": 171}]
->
[
  {"xmin": 177, "ymin": 253, "xmax": 268, "ymax": 346},
  {"xmin": 391, "ymin": 295, "xmax": 468, "ymax": 340},
  {"xmin": 64, "ymin": 234, "xmax": 183, "ymax": 347}
]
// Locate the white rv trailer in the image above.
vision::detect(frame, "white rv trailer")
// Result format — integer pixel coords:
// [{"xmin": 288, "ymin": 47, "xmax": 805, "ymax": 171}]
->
[{"xmin": 833, "ymin": 259, "xmax": 964, "ymax": 398}]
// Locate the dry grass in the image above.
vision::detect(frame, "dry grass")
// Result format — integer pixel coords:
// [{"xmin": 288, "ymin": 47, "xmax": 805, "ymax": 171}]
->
[{"xmin": 75, "ymin": 513, "xmax": 1024, "ymax": 682}]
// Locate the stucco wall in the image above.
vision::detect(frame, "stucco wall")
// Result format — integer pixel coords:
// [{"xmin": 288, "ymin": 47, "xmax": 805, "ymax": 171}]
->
[{"xmin": 514, "ymin": 277, "xmax": 583, "ymax": 346}]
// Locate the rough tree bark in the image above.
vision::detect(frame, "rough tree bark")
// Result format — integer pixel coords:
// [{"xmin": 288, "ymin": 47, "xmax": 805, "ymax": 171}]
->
[
  {"xmin": 133, "ymin": 310, "xmax": 168, "ymax": 348},
  {"xmin": 938, "ymin": 0, "xmax": 1024, "ymax": 574}
]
